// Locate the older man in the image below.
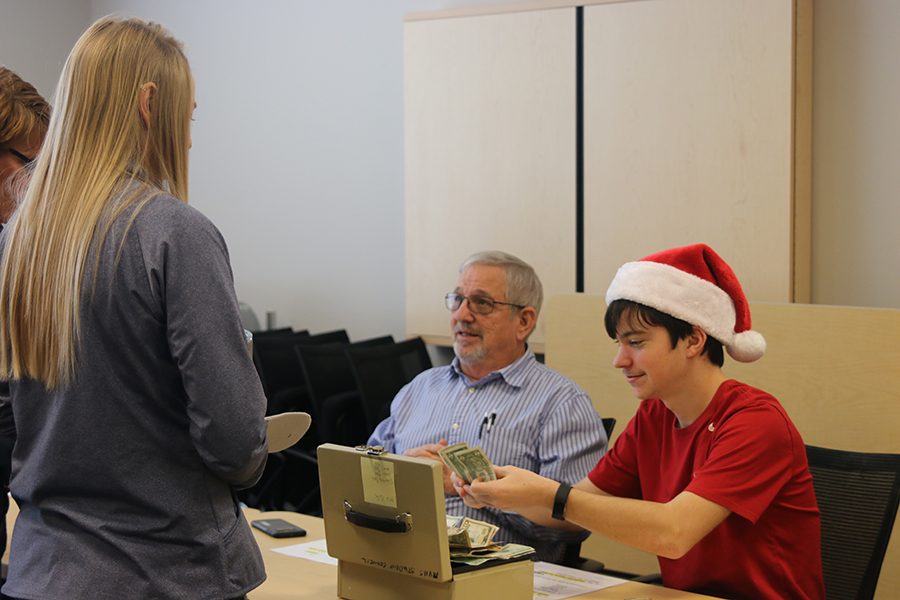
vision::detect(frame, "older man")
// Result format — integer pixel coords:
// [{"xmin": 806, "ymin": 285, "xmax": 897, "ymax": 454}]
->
[{"xmin": 368, "ymin": 250, "xmax": 607, "ymax": 562}]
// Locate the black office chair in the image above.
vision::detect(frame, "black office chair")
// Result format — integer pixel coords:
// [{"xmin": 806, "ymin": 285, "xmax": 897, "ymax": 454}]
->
[
  {"xmin": 295, "ymin": 335, "xmax": 394, "ymax": 445},
  {"xmin": 245, "ymin": 329, "xmax": 352, "ymax": 514},
  {"xmin": 601, "ymin": 418, "xmax": 616, "ymax": 442},
  {"xmin": 346, "ymin": 336, "xmax": 432, "ymax": 434},
  {"xmin": 806, "ymin": 445, "xmax": 900, "ymax": 600},
  {"xmin": 251, "ymin": 329, "xmax": 348, "ymax": 415},
  {"xmin": 562, "ymin": 417, "xmax": 616, "ymax": 571},
  {"xmin": 251, "ymin": 330, "xmax": 311, "ymax": 415},
  {"xmin": 304, "ymin": 329, "xmax": 351, "ymax": 345},
  {"xmin": 250, "ymin": 326, "xmax": 295, "ymax": 339}
]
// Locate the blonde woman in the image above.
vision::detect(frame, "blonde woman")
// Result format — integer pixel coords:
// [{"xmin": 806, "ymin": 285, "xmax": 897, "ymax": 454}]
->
[{"xmin": 0, "ymin": 17, "xmax": 268, "ymax": 599}]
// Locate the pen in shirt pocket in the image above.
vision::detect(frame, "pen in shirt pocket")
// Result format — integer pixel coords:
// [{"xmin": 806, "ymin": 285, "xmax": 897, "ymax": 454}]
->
[{"xmin": 478, "ymin": 411, "xmax": 497, "ymax": 438}]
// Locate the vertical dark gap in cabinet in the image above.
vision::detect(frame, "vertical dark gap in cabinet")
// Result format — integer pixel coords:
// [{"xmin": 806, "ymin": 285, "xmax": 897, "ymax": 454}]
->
[{"xmin": 576, "ymin": 6, "xmax": 585, "ymax": 293}]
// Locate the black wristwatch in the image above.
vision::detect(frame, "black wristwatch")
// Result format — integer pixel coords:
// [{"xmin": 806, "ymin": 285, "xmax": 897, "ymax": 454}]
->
[{"xmin": 552, "ymin": 482, "xmax": 572, "ymax": 521}]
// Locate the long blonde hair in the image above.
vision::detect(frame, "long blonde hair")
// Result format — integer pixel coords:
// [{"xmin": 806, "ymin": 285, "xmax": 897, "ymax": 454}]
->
[{"xmin": 0, "ymin": 16, "xmax": 193, "ymax": 389}]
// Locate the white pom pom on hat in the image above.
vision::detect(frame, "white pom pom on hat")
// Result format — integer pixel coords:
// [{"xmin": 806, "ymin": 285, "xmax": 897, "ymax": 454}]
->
[{"xmin": 605, "ymin": 243, "xmax": 766, "ymax": 363}]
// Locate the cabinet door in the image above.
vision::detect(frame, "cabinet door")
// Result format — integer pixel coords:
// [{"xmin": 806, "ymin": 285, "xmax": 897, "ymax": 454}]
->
[
  {"xmin": 583, "ymin": 0, "xmax": 805, "ymax": 302},
  {"xmin": 405, "ymin": 8, "xmax": 577, "ymax": 346}
]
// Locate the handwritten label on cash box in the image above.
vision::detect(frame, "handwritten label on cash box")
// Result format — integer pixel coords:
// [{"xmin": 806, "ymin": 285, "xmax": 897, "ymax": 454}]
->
[
  {"xmin": 360, "ymin": 456, "xmax": 397, "ymax": 508},
  {"xmin": 360, "ymin": 557, "xmax": 438, "ymax": 579}
]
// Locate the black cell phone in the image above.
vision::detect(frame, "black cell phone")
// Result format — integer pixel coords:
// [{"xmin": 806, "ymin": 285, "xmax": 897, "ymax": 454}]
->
[{"xmin": 251, "ymin": 518, "xmax": 307, "ymax": 538}]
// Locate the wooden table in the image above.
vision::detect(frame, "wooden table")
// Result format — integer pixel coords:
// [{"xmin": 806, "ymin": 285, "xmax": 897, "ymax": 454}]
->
[
  {"xmin": 245, "ymin": 508, "xmax": 719, "ymax": 599},
  {"xmin": 3, "ymin": 501, "xmax": 716, "ymax": 599}
]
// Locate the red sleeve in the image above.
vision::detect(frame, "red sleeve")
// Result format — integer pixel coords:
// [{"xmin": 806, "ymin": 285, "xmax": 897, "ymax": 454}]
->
[
  {"xmin": 686, "ymin": 402, "xmax": 799, "ymax": 523},
  {"xmin": 587, "ymin": 403, "xmax": 652, "ymax": 499}
]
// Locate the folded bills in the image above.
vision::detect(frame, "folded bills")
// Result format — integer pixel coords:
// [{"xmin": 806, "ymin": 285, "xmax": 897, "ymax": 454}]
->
[
  {"xmin": 446, "ymin": 515, "xmax": 499, "ymax": 548},
  {"xmin": 438, "ymin": 442, "xmax": 496, "ymax": 484},
  {"xmin": 445, "ymin": 514, "xmax": 535, "ymax": 565}
]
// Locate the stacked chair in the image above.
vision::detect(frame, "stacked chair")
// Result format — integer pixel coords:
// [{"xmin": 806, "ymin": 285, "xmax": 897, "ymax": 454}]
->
[
  {"xmin": 242, "ymin": 327, "xmax": 433, "ymax": 518},
  {"xmin": 345, "ymin": 336, "xmax": 433, "ymax": 434},
  {"xmin": 242, "ymin": 328, "xmax": 347, "ymax": 513},
  {"xmin": 295, "ymin": 335, "xmax": 394, "ymax": 447}
]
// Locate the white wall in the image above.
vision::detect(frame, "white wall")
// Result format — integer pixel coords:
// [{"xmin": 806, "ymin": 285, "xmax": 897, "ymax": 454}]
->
[
  {"xmin": 84, "ymin": 0, "xmax": 426, "ymax": 340},
  {"xmin": 0, "ymin": 0, "xmax": 91, "ymax": 98}
]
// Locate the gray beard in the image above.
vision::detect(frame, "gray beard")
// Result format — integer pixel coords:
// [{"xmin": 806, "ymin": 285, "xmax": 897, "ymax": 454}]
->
[{"xmin": 453, "ymin": 340, "xmax": 486, "ymax": 366}]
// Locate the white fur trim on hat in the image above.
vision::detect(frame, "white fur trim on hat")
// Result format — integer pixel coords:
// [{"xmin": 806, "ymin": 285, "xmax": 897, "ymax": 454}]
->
[{"xmin": 605, "ymin": 261, "xmax": 766, "ymax": 362}]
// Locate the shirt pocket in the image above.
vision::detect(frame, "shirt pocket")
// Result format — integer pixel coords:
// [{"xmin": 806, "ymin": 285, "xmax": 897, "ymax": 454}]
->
[{"xmin": 479, "ymin": 412, "xmax": 540, "ymax": 472}]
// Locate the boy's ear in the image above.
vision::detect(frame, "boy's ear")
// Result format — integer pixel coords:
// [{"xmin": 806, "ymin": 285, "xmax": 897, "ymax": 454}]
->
[{"xmin": 685, "ymin": 326, "xmax": 707, "ymax": 358}]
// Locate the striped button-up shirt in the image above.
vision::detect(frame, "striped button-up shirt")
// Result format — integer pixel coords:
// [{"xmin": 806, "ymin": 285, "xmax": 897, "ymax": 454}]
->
[{"xmin": 368, "ymin": 349, "xmax": 608, "ymax": 562}]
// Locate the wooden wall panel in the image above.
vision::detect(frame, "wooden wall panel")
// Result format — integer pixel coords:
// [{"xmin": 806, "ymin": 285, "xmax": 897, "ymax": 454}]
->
[
  {"xmin": 404, "ymin": 9, "xmax": 577, "ymax": 344},
  {"xmin": 583, "ymin": 0, "xmax": 805, "ymax": 302}
]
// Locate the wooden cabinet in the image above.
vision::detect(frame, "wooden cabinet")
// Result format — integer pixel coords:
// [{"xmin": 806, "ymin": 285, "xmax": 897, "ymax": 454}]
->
[
  {"xmin": 583, "ymin": 0, "xmax": 810, "ymax": 301},
  {"xmin": 405, "ymin": 0, "xmax": 810, "ymax": 345},
  {"xmin": 405, "ymin": 7, "xmax": 577, "ymax": 346}
]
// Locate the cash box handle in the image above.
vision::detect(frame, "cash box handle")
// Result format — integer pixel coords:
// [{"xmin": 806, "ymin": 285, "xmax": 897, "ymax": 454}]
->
[{"xmin": 343, "ymin": 500, "xmax": 412, "ymax": 534}]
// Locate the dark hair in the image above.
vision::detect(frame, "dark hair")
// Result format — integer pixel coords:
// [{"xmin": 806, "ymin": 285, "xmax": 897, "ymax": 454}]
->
[{"xmin": 604, "ymin": 299, "xmax": 725, "ymax": 367}]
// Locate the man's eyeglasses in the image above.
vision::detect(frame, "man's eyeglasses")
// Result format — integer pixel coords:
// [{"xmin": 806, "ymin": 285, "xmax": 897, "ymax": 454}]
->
[
  {"xmin": 6, "ymin": 147, "xmax": 35, "ymax": 166},
  {"xmin": 444, "ymin": 292, "xmax": 525, "ymax": 315}
]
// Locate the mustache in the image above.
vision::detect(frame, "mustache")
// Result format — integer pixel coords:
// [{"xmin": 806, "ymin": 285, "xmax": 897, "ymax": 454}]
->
[{"xmin": 453, "ymin": 325, "xmax": 481, "ymax": 336}]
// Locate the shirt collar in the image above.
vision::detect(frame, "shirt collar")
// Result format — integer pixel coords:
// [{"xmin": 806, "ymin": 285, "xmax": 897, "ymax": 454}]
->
[{"xmin": 449, "ymin": 347, "xmax": 537, "ymax": 389}]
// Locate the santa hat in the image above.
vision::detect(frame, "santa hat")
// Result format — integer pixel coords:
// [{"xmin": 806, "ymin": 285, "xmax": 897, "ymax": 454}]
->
[{"xmin": 605, "ymin": 243, "xmax": 766, "ymax": 362}]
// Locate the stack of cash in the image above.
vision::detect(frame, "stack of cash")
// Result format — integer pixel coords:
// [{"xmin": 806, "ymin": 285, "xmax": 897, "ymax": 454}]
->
[
  {"xmin": 446, "ymin": 515, "xmax": 499, "ymax": 548},
  {"xmin": 445, "ymin": 515, "xmax": 534, "ymax": 565},
  {"xmin": 449, "ymin": 543, "xmax": 536, "ymax": 566},
  {"xmin": 438, "ymin": 442, "xmax": 496, "ymax": 484}
]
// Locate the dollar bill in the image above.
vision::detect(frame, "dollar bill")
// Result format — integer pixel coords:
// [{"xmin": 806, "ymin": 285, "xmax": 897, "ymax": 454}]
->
[
  {"xmin": 450, "ymin": 544, "xmax": 504, "ymax": 557},
  {"xmin": 454, "ymin": 447, "xmax": 496, "ymax": 482},
  {"xmin": 446, "ymin": 516, "xmax": 499, "ymax": 548},
  {"xmin": 446, "ymin": 515, "xmax": 465, "ymax": 529},
  {"xmin": 438, "ymin": 442, "xmax": 470, "ymax": 480},
  {"xmin": 449, "ymin": 543, "xmax": 535, "ymax": 565},
  {"xmin": 438, "ymin": 442, "xmax": 495, "ymax": 483}
]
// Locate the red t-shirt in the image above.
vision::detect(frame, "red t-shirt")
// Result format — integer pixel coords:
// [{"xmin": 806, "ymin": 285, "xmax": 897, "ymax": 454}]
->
[{"xmin": 588, "ymin": 380, "xmax": 824, "ymax": 600}]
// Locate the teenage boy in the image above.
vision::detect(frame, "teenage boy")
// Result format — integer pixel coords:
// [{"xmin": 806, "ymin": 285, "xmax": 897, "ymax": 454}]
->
[{"xmin": 454, "ymin": 244, "xmax": 824, "ymax": 600}]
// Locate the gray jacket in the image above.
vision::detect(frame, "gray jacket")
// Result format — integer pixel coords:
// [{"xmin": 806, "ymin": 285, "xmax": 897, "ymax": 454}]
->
[{"xmin": 1, "ymin": 189, "xmax": 268, "ymax": 599}]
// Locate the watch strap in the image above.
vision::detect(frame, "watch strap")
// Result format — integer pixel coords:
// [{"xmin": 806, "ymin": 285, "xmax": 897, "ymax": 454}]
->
[{"xmin": 552, "ymin": 482, "xmax": 572, "ymax": 520}]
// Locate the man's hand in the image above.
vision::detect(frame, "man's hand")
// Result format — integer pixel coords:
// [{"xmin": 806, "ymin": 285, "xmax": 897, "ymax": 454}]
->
[{"xmin": 404, "ymin": 439, "xmax": 455, "ymax": 495}]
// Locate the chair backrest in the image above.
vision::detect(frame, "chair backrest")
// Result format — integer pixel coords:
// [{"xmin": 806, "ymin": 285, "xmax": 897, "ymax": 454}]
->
[
  {"xmin": 806, "ymin": 445, "xmax": 900, "ymax": 600},
  {"xmin": 346, "ymin": 337, "xmax": 433, "ymax": 433},
  {"xmin": 306, "ymin": 329, "xmax": 350, "ymax": 345},
  {"xmin": 294, "ymin": 335, "xmax": 395, "ymax": 445},
  {"xmin": 295, "ymin": 342, "xmax": 356, "ymax": 419},
  {"xmin": 251, "ymin": 327, "xmax": 296, "ymax": 339},
  {"xmin": 251, "ymin": 331, "xmax": 310, "ymax": 398},
  {"xmin": 296, "ymin": 336, "xmax": 395, "ymax": 412},
  {"xmin": 601, "ymin": 417, "xmax": 616, "ymax": 440}
]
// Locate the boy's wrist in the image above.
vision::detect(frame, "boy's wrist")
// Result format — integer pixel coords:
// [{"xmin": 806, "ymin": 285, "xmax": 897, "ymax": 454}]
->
[{"xmin": 552, "ymin": 482, "xmax": 573, "ymax": 520}]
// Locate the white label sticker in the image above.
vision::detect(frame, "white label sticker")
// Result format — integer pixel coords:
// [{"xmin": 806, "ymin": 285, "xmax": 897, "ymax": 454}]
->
[{"xmin": 360, "ymin": 456, "xmax": 397, "ymax": 508}]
